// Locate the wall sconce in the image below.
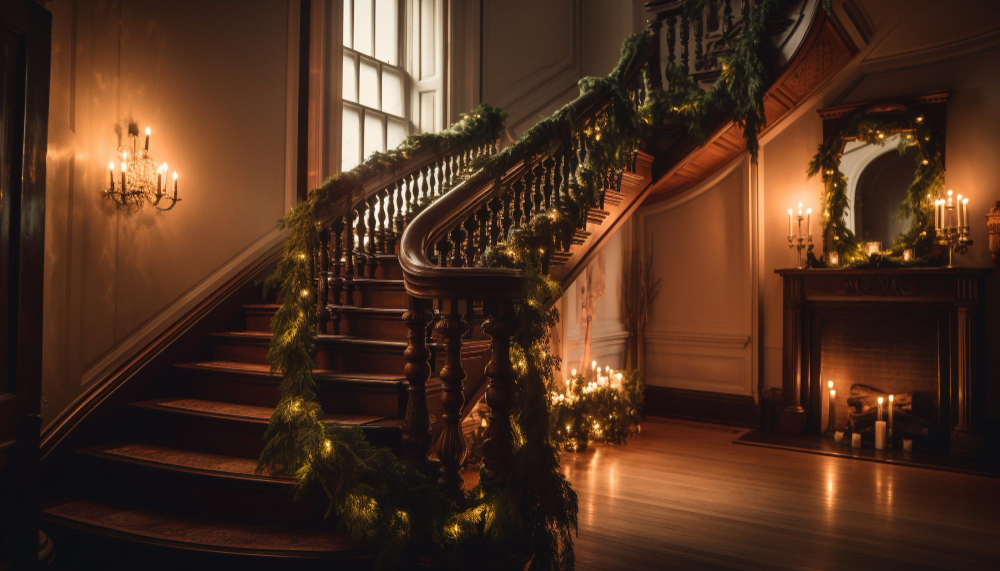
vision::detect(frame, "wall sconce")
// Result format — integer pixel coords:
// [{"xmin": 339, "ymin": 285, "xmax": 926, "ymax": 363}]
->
[{"xmin": 104, "ymin": 122, "xmax": 180, "ymax": 211}]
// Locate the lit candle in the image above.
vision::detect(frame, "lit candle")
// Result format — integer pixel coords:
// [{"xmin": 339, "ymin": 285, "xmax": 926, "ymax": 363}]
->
[
  {"xmin": 144, "ymin": 126, "xmax": 151, "ymax": 152},
  {"xmin": 797, "ymin": 203, "xmax": 803, "ymax": 238},
  {"xmin": 172, "ymin": 171, "xmax": 178, "ymax": 199},
  {"xmin": 787, "ymin": 209, "xmax": 793, "ymax": 237},
  {"xmin": 875, "ymin": 420, "xmax": 886, "ymax": 450},
  {"xmin": 957, "ymin": 194, "xmax": 963, "ymax": 226},
  {"xmin": 962, "ymin": 198, "xmax": 969, "ymax": 228},
  {"xmin": 120, "ymin": 161, "xmax": 126, "ymax": 192},
  {"xmin": 108, "ymin": 161, "xmax": 115, "ymax": 190},
  {"xmin": 157, "ymin": 166, "xmax": 162, "ymax": 195},
  {"xmin": 877, "ymin": 396, "xmax": 883, "ymax": 421},
  {"xmin": 851, "ymin": 433, "xmax": 861, "ymax": 448},
  {"xmin": 903, "ymin": 249, "xmax": 913, "ymax": 262},
  {"xmin": 829, "ymin": 251, "xmax": 839, "ymax": 266},
  {"xmin": 570, "ymin": 368, "xmax": 577, "ymax": 377},
  {"xmin": 806, "ymin": 208, "xmax": 812, "ymax": 238}
]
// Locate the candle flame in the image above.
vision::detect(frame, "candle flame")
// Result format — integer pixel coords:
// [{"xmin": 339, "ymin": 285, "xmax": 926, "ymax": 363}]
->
[
  {"xmin": 877, "ymin": 396, "xmax": 884, "ymax": 404},
  {"xmin": 947, "ymin": 189, "xmax": 953, "ymax": 196},
  {"xmin": 806, "ymin": 208, "xmax": 812, "ymax": 214},
  {"xmin": 172, "ymin": 171, "xmax": 178, "ymax": 181},
  {"xmin": 108, "ymin": 161, "xmax": 115, "ymax": 170},
  {"xmin": 827, "ymin": 380, "xmax": 833, "ymax": 389},
  {"xmin": 888, "ymin": 394, "xmax": 894, "ymax": 402},
  {"xmin": 145, "ymin": 126, "xmax": 151, "ymax": 136},
  {"xmin": 962, "ymin": 198, "xmax": 969, "ymax": 205},
  {"xmin": 120, "ymin": 162, "xmax": 126, "ymax": 172}
]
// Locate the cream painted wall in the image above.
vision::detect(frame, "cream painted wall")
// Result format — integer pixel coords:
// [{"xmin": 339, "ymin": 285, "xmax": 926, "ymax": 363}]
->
[{"xmin": 42, "ymin": 0, "xmax": 297, "ymax": 427}]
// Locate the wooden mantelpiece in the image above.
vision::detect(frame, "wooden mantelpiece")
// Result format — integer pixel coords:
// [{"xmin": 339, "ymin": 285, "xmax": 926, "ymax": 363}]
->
[{"xmin": 775, "ymin": 267, "xmax": 992, "ymax": 457}]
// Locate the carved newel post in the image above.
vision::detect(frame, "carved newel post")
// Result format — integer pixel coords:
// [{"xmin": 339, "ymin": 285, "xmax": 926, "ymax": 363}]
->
[
  {"xmin": 435, "ymin": 299, "xmax": 469, "ymax": 493},
  {"xmin": 401, "ymin": 297, "xmax": 432, "ymax": 463},
  {"xmin": 480, "ymin": 300, "xmax": 516, "ymax": 485}
]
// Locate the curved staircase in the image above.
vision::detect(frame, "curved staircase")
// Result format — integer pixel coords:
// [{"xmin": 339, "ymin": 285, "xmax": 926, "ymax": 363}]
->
[{"xmin": 38, "ymin": 0, "xmax": 853, "ymax": 567}]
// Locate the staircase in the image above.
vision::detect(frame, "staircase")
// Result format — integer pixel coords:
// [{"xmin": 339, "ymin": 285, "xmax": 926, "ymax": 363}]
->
[{"xmin": 38, "ymin": 0, "xmax": 847, "ymax": 568}]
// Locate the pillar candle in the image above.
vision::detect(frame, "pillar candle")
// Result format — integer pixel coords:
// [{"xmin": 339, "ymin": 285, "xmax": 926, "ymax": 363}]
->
[
  {"xmin": 172, "ymin": 171, "xmax": 178, "ymax": 199},
  {"xmin": 109, "ymin": 162, "xmax": 115, "ymax": 190},
  {"xmin": 120, "ymin": 162, "xmax": 126, "ymax": 192},
  {"xmin": 887, "ymin": 394, "xmax": 894, "ymax": 444},
  {"xmin": 851, "ymin": 433, "xmax": 861, "ymax": 448},
  {"xmin": 787, "ymin": 209, "xmax": 793, "ymax": 237},
  {"xmin": 144, "ymin": 126, "xmax": 151, "ymax": 152},
  {"xmin": 834, "ymin": 431, "xmax": 844, "ymax": 443},
  {"xmin": 806, "ymin": 208, "xmax": 812, "ymax": 238},
  {"xmin": 875, "ymin": 421, "xmax": 886, "ymax": 450},
  {"xmin": 962, "ymin": 198, "xmax": 969, "ymax": 228}
]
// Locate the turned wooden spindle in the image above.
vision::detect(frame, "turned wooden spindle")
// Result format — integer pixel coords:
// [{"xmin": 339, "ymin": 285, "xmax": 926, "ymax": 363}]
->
[
  {"xmin": 647, "ymin": 18, "xmax": 663, "ymax": 92},
  {"xmin": 512, "ymin": 179, "xmax": 524, "ymax": 228},
  {"xmin": 343, "ymin": 212, "xmax": 356, "ymax": 304},
  {"xmin": 489, "ymin": 196, "xmax": 503, "ymax": 247},
  {"xmin": 552, "ymin": 150, "xmax": 565, "ymax": 208},
  {"xmin": 463, "ymin": 216, "xmax": 477, "ymax": 266},
  {"xmin": 480, "ymin": 299, "xmax": 516, "ymax": 484},
  {"xmin": 401, "ymin": 296, "xmax": 433, "ymax": 463},
  {"xmin": 695, "ymin": 12, "xmax": 704, "ymax": 70},
  {"xmin": 741, "ymin": 0, "xmax": 749, "ymax": 22},
  {"xmin": 680, "ymin": 11, "xmax": 690, "ymax": 74},
  {"xmin": 666, "ymin": 13, "xmax": 677, "ymax": 66},
  {"xmin": 315, "ymin": 230, "xmax": 330, "ymax": 334},
  {"xmin": 366, "ymin": 196, "xmax": 378, "ymax": 275},
  {"xmin": 450, "ymin": 226, "xmax": 465, "ymax": 268},
  {"xmin": 434, "ymin": 299, "xmax": 469, "ymax": 493},
  {"xmin": 723, "ymin": 0, "xmax": 733, "ymax": 35},
  {"xmin": 542, "ymin": 157, "xmax": 555, "ymax": 210},
  {"xmin": 476, "ymin": 205, "xmax": 490, "ymax": 257},
  {"xmin": 532, "ymin": 164, "xmax": 545, "ymax": 215},
  {"xmin": 522, "ymin": 169, "xmax": 535, "ymax": 221},
  {"xmin": 330, "ymin": 217, "xmax": 345, "ymax": 306},
  {"xmin": 355, "ymin": 206, "xmax": 367, "ymax": 276}
]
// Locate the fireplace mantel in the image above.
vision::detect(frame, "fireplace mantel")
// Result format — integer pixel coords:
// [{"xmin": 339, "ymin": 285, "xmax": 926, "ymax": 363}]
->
[{"xmin": 775, "ymin": 267, "xmax": 992, "ymax": 457}]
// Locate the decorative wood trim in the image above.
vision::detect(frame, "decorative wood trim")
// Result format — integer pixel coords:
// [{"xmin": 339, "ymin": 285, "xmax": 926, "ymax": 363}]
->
[
  {"xmin": 644, "ymin": 386, "xmax": 759, "ymax": 427},
  {"xmin": 646, "ymin": 331, "xmax": 751, "ymax": 348}
]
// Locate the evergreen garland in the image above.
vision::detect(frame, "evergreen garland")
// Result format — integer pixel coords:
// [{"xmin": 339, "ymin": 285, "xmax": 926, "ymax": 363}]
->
[
  {"xmin": 807, "ymin": 109, "xmax": 944, "ymax": 266},
  {"xmin": 549, "ymin": 369, "xmax": 645, "ymax": 452}
]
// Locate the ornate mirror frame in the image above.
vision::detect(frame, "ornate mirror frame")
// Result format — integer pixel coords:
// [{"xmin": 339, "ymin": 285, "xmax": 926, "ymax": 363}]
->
[{"xmin": 810, "ymin": 90, "xmax": 950, "ymax": 267}]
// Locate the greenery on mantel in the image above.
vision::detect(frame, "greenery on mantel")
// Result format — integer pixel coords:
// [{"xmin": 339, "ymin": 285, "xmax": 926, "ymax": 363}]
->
[
  {"xmin": 806, "ymin": 109, "xmax": 945, "ymax": 268},
  {"xmin": 255, "ymin": 0, "xmax": 798, "ymax": 567}
]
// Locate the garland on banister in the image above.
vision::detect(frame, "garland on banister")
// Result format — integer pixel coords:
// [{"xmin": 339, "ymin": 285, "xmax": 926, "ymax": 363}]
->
[
  {"xmin": 549, "ymin": 368, "xmax": 645, "ymax": 452},
  {"xmin": 807, "ymin": 109, "xmax": 944, "ymax": 267},
  {"xmin": 256, "ymin": 103, "xmax": 505, "ymax": 568}
]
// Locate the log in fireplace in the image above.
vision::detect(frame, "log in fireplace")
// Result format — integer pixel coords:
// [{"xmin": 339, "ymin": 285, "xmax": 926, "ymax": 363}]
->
[{"xmin": 776, "ymin": 267, "xmax": 991, "ymax": 457}]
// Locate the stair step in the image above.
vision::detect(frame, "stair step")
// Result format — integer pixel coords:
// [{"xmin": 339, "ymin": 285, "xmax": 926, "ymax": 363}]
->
[
  {"xmin": 174, "ymin": 361, "xmax": 413, "ymax": 418},
  {"xmin": 347, "ymin": 277, "xmax": 407, "ymax": 307},
  {"xmin": 243, "ymin": 303, "xmax": 279, "ymax": 332},
  {"xmin": 327, "ymin": 305, "xmax": 406, "ymax": 338},
  {"xmin": 603, "ymin": 188, "xmax": 625, "ymax": 207},
  {"xmin": 586, "ymin": 207, "xmax": 610, "ymax": 224},
  {"xmin": 571, "ymin": 229, "xmax": 590, "ymax": 245},
  {"xmin": 345, "ymin": 253, "xmax": 402, "ymax": 281},
  {"xmin": 209, "ymin": 331, "xmax": 428, "ymax": 374},
  {"xmin": 127, "ymin": 398, "xmax": 401, "ymax": 457},
  {"xmin": 41, "ymin": 499, "xmax": 368, "ymax": 569},
  {"xmin": 74, "ymin": 443, "xmax": 322, "ymax": 524}
]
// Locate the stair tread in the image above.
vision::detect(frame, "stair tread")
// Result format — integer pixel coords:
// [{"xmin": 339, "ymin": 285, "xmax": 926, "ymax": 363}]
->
[
  {"xmin": 42, "ymin": 499, "xmax": 361, "ymax": 556},
  {"xmin": 210, "ymin": 330, "xmax": 407, "ymax": 348},
  {"xmin": 81, "ymin": 442, "xmax": 290, "ymax": 482},
  {"xmin": 176, "ymin": 360, "xmax": 408, "ymax": 383},
  {"xmin": 130, "ymin": 397, "xmax": 392, "ymax": 426},
  {"xmin": 326, "ymin": 305, "xmax": 405, "ymax": 314}
]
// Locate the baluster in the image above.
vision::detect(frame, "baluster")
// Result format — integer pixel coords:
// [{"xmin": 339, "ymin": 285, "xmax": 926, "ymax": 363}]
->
[
  {"xmin": 367, "ymin": 196, "xmax": 379, "ymax": 275},
  {"xmin": 480, "ymin": 299, "xmax": 515, "ymax": 484},
  {"xmin": 330, "ymin": 217, "xmax": 345, "ymax": 306},
  {"xmin": 522, "ymin": 168, "xmax": 535, "ymax": 222},
  {"xmin": 742, "ymin": 0, "xmax": 749, "ymax": 22},
  {"xmin": 647, "ymin": 18, "xmax": 663, "ymax": 93},
  {"xmin": 708, "ymin": 0, "xmax": 720, "ymax": 33},
  {"xmin": 463, "ymin": 217, "xmax": 477, "ymax": 266},
  {"xmin": 401, "ymin": 296, "xmax": 433, "ymax": 463},
  {"xmin": 532, "ymin": 164, "xmax": 545, "ymax": 216},
  {"xmin": 416, "ymin": 168, "xmax": 426, "ymax": 207},
  {"xmin": 450, "ymin": 225, "xmax": 465, "ymax": 268},
  {"xmin": 343, "ymin": 212, "xmax": 356, "ymax": 305},
  {"xmin": 406, "ymin": 173, "xmax": 418, "ymax": 219},
  {"xmin": 542, "ymin": 157, "xmax": 555, "ymax": 211},
  {"xmin": 723, "ymin": 0, "xmax": 733, "ymax": 35},
  {"xmin": 357, "ymin": 205, "xmax": 369, "ymax": 276},
  {"xmin": 489, "ymin": 195, "xmax": 503, "ymax": 247},
  {"xmin": 433, "ymin": 162, "xmax": 442, "ymax": 200},
  {"xmin": 552, "ymin": 150, "xmax": 565, "ymax": 209},
  {"xmin": 680, "ymin": 10, "xmax": 690, "ymax": 74},
  {"xmin": 316, "ymin": 230, "xmax": 330, "ymax": 334},
  {"xmin": 386, "ymin": 186, "xmax": 398, "ymax": 254},
  {"xmin": 434, "ymin": 299, "xmax": 468, "ymax": 494},
  {"xmin": 666, "ymin": 13, "xmax": 677, "ymax": 67},
  {"xmin": 512, "ymin": 180, "xmax": 525, "ymax": 228},
  {"xmin": 477, "ymin": 204, "xmax": 491, "ymax": 258},
  {"xmin": 436, "ymin": 238, "xmax": 451, "ymax": 268},
  {"xmin": 695, "ymin": 9, "xmax": 704, "ymax": 70}
]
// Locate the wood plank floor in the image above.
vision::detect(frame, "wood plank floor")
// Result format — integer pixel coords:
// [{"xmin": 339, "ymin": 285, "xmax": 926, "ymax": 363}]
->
[{"xmin": 562, "ymin": 418, "xmax": 1000, "ymax": 571}]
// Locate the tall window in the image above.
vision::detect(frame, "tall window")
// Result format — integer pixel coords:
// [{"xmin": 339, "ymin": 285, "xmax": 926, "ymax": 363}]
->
[{"xmin": 342, "ymin": 0, "xmax": 407, "ymax": 171}]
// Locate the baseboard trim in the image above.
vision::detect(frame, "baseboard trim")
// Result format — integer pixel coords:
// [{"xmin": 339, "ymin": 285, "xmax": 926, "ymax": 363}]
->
[{"xmin": 644, "ymin": 386, "xmax": 760, "ymax": 428}]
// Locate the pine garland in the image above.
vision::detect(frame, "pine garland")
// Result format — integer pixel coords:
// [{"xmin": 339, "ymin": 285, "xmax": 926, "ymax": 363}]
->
[
  {"xmin": 806, "ymin": 110, "xmax": 944, "ymax": 266},
  {"xmin": 549, "ymin": 369, "xmax": 645, "ymax": 452}
]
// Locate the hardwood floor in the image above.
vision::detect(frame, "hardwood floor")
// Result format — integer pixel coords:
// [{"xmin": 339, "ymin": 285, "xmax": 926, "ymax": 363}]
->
[{"xmin": 562, "ymin": 418, "xmax": 1000, "ymax": 570}]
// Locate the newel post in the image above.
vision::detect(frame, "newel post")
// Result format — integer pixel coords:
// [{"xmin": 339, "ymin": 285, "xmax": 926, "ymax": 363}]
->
[
  {"xmin": 480, "ymin": 299, "xmax": 516, "ymax": 485},
  {"xmin": 402, "ymin": 296, "xmax": 433, "ymax": 462},
  {"xmin": 435, "ymin": 298, "xmax": 468, "ymax": 494}
]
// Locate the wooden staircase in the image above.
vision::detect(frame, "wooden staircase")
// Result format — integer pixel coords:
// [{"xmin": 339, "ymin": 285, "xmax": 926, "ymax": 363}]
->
[{"xmin": 36, "ymin": 0, "xmax": 852, "ymax": 567}]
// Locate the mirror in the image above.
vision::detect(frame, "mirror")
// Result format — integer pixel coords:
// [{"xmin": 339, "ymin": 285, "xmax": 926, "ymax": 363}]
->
[{"xmin": 838, "ymin": 134, "xmax": 920, "ymax": 248}]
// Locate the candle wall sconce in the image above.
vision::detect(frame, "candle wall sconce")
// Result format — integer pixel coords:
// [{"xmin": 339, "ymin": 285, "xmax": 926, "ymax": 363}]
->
[{"xmin": 104, "ymin": 122, "xmax": 180, "ymax": 211}]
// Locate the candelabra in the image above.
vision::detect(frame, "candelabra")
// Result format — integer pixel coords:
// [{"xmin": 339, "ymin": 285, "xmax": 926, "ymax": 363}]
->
[
  {"xmin": 934, "ymin": 189, "xmax": 971, "ymax": 268},
  {"xmin": 104, "ymin": 122, "xmax": 180, "ymax": 211},
  {"xmin": 787, "ymin": 202, "xmax": 813, "ymax": 269}
]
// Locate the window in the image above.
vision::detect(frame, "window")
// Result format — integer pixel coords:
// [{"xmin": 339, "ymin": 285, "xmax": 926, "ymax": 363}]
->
[{"xmin": 342, "ymin": 0, "xmax": 408, "ymax": 171}]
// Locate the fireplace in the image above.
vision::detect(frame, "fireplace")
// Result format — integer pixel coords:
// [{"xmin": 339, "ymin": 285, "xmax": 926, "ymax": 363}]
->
[{"xmin": 776, "ymin": 267, "xmax": 991, "ymax": 457}]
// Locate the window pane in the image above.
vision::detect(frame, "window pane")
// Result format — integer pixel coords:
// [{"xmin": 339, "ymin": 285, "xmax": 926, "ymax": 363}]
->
[
  {"xmin": 375, "ymin": 0, "xmax": 397, "ymax": 65},
  {"xmin": 343, "ymin": 0, "xmax": 352, "ymax": 48},
  {"xmin": 353, "ymin": 0, "xmax": 373, "ymax": 56},
  {"xmin": 387, "ymin": 118, "xmax": 406, "ymax": 151},
  {"xmin": 381, "ymin": 68, "xmax": 403, "ymax": 117},
  {"xmin": 342, "ymin": 53, "xmax": 357, "ymax": 102},
  {"xmin": 359, "ymin": 59, "xmax": 379, "ymax": 109},
  {"xmin": 364, "ymin": 113, "xmax": 385, "ymax": 159},
  {"xmin": 342, "ymin": 106, "xmax": 361, "ymax": 171}
]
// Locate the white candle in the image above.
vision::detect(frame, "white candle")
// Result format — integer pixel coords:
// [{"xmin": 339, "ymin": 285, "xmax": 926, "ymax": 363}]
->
[
  {"xmin": 806, "ymin": 208, "xmax": 812, "ymax": 238},
  {"xmin": 875, "ymin": 420, "xmax": 886, "ymax": 450},
  {"xmin": 144, "ymin": 126, "xmax": 151, "ymax": 151},
  {"xmin": 902, "ymin": 439, "xmax": 913, "ymax": 452},
  {"xmin": 877, "ymin": 396, "xmax": 884, "ymax": 421},
  {"xmin": 834, "ymin": 431, "xmax": 844, "ymax": 443},
  {"xmin": 851, "ymin": 433, "xmax": 861, "ymax": 448},
  {"xmin": 172, "ymin": 171, "xmax": 178, "ymax": 199},
  {"xmin": 788, "ymin": 209, "xmax": 793, "ymax": 237},
  {"xmin": 120, "ymin": 161, "xmax": 126, "ymax": 191},
  {"xmin": 887, "ymin": 394, "xmax": 894, "ymax": 444},
  {"xmin": 962, "ymin": 198, "xmax": 969, "ymax": 228},
  {"xmin": 957, "ymin": 194, "xmax": 963, "ymax": 226},
  {"xmin": 109, "ymin": 161, "xmax": 115, "ymax": 190}
]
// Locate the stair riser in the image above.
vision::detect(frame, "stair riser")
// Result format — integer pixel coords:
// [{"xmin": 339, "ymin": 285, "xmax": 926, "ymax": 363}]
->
[
  {"xmin": 349, "ymin": 283, "xmax": 408, "ymax": 308},
  {"xmin": 332, "ymin": 311, "xmax": 407, "ymax": 338},
  {"xmin": 75, "ymin": 454, "xmax": 321, "ymax": 524},
  {"xmin": 175, "ymin": 370, "xmax": 406, "ymax": 418},
  {"xmin": 211, "ymin": 338, "xmax": 433, "ymax": 375},
  {"xmin": 245, "ymin": 310, "xmax": 274, "ymax": 332},
  {"xmin": 128, "ymin": 407, "xmax": 401, "ymax": 458}
]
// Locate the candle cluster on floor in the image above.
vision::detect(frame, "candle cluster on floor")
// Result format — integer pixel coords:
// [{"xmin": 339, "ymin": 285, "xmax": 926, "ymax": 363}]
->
[
  {"xmin": 547, "ymin": 363, "xmax": 644, "ymax": 452},
  {"xmin": 827, "ymin": 380, "xmax": 913, "ymax": 452}
]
